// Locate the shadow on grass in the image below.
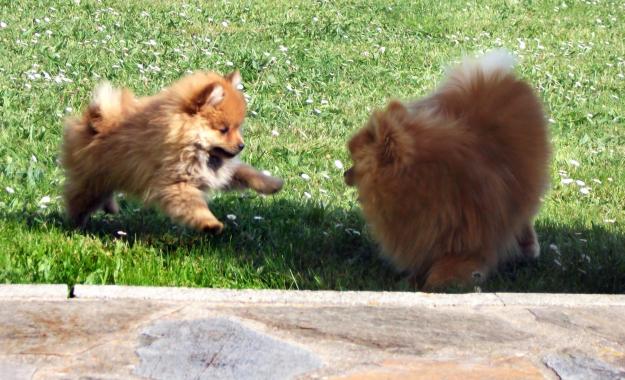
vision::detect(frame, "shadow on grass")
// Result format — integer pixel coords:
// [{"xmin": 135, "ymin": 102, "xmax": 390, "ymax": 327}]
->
[
  {"xmin": 2, "ymin": 195, "xmax": 624, "ymax": 293},
  {"xmin": 484, "ymin": 218, "xmax": 625, "ymax": 294},
  {"xmin": 1, "ymin": 194, "xmax": 404, "ymax": 290}
]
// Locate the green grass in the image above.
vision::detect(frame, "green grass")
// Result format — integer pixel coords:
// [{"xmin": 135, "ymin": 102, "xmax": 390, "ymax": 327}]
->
[{"xmin": 0, "ymin": 0, "xmax": 624, "ymax": 293}]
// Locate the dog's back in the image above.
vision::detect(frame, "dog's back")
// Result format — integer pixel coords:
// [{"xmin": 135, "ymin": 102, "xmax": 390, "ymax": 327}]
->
[{"xmin": 432, "ymin": 50, "xmax": 551, "ymax": 219}]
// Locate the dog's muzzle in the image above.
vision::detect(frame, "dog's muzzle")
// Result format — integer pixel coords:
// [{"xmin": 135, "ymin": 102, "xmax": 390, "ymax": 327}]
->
[{"xmin": 209, "ymin": 146, "xmax": 240, "ymax": 159}]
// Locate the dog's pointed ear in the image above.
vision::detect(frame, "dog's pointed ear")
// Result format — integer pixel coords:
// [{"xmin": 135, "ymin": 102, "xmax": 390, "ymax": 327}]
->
[
  {"xmin": 374, "ymin": 101, "xmax": 410, "ymax": 165},
  {"xmin": 226, "ymin": 70, "xmax": 242, "ymax": 89},
  {"xmin": 190, "ymin": 83, "xmax": 224, "ymax": 113}
]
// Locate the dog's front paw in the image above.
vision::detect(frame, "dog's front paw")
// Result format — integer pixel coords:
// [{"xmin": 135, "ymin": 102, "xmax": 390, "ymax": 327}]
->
[
  {"xmin": 200, "ymin": 219, "xmax": 224, "ymax": 234},
  {"xmin": 256, "ymin": 176, "xmax": 284, "ymax": 195}
]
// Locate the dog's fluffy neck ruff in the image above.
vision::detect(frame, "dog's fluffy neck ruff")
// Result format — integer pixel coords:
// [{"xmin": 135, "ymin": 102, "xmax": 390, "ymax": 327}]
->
[
  {"xmin": 192, "ymin": 148, "xmax": 239, "ymax": 191},
  {"xmin": 207, "ymin": 153, "xmax": 225, "ymax": 170}
]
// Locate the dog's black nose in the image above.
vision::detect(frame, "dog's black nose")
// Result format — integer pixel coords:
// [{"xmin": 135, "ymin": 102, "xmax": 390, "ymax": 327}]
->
[{"xmin": 238, "ymin": 143, "xmax": 245, "ymax": 151}]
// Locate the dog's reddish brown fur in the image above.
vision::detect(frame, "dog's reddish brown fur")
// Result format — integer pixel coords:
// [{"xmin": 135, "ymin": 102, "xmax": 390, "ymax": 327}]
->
[
  {"xmin": 62, "ymin": 71, "xmax": 283, "ymax": 232},
  {"xmin": 345, "ymin": 52, "xmax": 550, "ymax": 289}
]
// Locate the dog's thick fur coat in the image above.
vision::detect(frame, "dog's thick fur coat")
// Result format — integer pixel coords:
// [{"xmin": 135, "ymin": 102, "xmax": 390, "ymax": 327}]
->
[
  {"xmin": 345, "ymin": 51, "xmax": 550, "ymax": 289},
  {"xmin": 62, "ymin": 71, "xmax": 283, "ymax": 232}
]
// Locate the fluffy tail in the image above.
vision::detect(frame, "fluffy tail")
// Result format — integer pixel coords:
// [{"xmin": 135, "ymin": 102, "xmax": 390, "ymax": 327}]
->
[
  {"xmin": 61, "ymin": 82, "xmax": 134, "ymax": 168},
  {"xmin": 85, "ymin": 82, "xmax": 135, "ymax": 134},
  {"xmin": 436, "ymin": 49, "xmax": 544, "ymax": 129},
  {"xmin": 434, "ymin": 49, "xmax": 549, "ymax": 181},
  {"xmin": 423, "ymin": 48, "xmax": 548, "ymax": 178}
]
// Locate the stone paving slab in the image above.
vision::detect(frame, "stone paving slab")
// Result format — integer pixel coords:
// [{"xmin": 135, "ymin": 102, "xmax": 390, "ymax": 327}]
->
[{"xmin": 1, "ymin": 285, "xmax": 625, "ymax": 379}]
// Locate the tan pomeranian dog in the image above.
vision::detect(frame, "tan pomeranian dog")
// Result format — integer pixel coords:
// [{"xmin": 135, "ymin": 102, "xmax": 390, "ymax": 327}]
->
[
  {"xmin": 62, "ymin": 70, "xmax": 283, "ymax": 232},
  {"xmin": 344, "ymin": 50, "xmax": 550, "ymax": 290}
]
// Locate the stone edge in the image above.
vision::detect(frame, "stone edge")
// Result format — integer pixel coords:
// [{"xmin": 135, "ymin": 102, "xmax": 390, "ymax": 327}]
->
[
  {"xmin": 72, "ymin": 285, "xmax": 625, "ymax": 307},
  {"xmin": 495, "ymin": 292, "xmax": 625, "ymax": 306},
  {"xmin": 74, "ymin": 285, "xmax": 502, "ymax": 306},
  {"xmin": 0, "ymin": 284, "xmax": 68, "ymax": 300},
  {"xmin": 2, "ymin": 284, "xmax": 624, "ymax": 307}
]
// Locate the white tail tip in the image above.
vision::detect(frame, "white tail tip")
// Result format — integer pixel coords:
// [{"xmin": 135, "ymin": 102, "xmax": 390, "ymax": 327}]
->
[
  {"xmin": 91, "ymin": 81, "xmax": 122, "ymax": 113},
  {"xmin": 475, "ymin": 49, "xmax": 517, "ymax": 75},
  {"xmin": 450, "ymin": 49, "xmax": 518, "ymax": 79}
]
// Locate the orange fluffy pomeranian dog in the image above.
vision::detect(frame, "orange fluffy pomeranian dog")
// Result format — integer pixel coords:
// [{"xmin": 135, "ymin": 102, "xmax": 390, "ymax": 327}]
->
[
  {"xmin": 62, "ymin": 70, "xmax": 283, "ymax": 232},
  {"xmin": 344, "ymin": 50, "xmax": 550, "ymax": 290}
]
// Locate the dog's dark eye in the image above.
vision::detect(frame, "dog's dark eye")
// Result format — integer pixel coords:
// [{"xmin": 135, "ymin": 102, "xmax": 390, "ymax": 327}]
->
[{"xmin": 219, "ymin": 126, "xmax": 229, "ymax": 134}]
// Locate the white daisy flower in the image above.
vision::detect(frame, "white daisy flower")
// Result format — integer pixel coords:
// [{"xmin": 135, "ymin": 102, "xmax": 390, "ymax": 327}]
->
[
  {"xmin": 518, "ymin": 39, "xmax": 526, "ymax": 50},
  {"xmin": 553, "ymin": 258, "xmax": 562, "ymax": 267}
]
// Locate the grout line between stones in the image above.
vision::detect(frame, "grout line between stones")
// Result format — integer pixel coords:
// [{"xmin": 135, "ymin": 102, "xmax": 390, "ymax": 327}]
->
[{"xmin": 493, "ymin": 293, "xmax": 507, "ymax": 307}]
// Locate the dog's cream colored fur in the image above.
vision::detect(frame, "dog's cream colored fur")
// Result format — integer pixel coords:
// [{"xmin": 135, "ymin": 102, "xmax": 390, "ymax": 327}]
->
[{"xmin": 62, "ymin": 71, "xmax": 283, "ymax": 232}]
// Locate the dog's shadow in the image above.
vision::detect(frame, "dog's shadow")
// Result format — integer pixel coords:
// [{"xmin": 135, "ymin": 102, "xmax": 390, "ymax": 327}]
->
[
  {"xmin": 485, "ymin": 219, "xmax": 625, "ymax": 294},
  {"xmin": 4, "ymin": 194, "xmax": 625, "ymax": 293},
  {"xmin": 9, "ymin": 193, "xmax": 406, "ymax": 290}
]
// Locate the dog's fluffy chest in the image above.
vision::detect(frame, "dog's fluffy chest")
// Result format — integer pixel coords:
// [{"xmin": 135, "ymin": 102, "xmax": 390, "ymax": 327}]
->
[{"xmin": 177, "ymin": 148, "xmax": 237, "ymax": 190}]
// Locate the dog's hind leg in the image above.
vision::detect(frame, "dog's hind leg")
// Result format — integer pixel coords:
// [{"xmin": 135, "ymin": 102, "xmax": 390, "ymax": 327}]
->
[{"xmin": 64, "ymin": 183, "xmax": 111, "ymax": 228}]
